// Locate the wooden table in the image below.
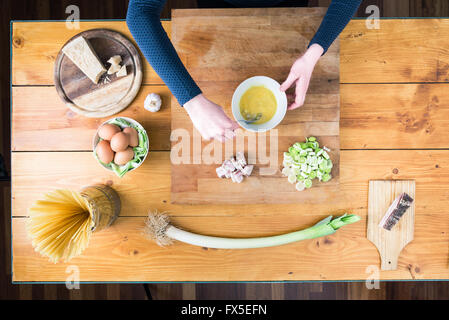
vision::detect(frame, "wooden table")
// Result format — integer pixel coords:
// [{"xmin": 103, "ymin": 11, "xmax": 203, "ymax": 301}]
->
[{"xmin": 11, "ymin": 14, "xmax": 449, "ymax": 282}]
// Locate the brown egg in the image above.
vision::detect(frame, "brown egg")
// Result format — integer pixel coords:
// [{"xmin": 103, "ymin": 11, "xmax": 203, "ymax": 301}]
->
[
  {"xmin": 110, "ymin": 132, "xmax": 129, "ymax": 152},
  {"xmin": 114, "ymin": 147, "xmax": 134, "ymax": 165},
  {"xmin": 95, "ymin": 140, "xmax": 114, "ymax": 164},
  {"xmin": 123, "ymin": 127, "xmax": 139, "ymax": 147},
  {"xmin": 98, "ymin": 124, "xmax": 121, "ymax": 141}
]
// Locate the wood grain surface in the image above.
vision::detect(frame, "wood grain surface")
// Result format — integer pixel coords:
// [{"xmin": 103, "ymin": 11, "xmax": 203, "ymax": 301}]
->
[
  {"xmin": 11, "ymin": 212, "xmax": 449, "ymax": 282},
  {"xmin": 12, "ymin": 21, "xmax": 170, "ymax": 85},
  {"xmin": 340, "ymin": 19, "xmax": 449, "ymax": 83},
  {"xmin": 11, "ymin": 16, "xmax": 449, "ymax": 282},
  {"xmin": 11, "ymin": 150, "xmax": 449, "ymax": 280},
  {"xmin": 10, "ymin": 150, "xmax": 449, "ymax": 218},
  {"xmin": 12, "ymin": 82, "xmax": 449, "ymax": 150},
  {"xmin": 12, "ymin": 19, "xmax": 449, "ymax": 84},
  {"xmin": 11, "ymin": 85, "xmax": 172, "ymax": 151},
  {"xmin": 340, "ymin": 83, "xmax": 449, "ymax": 149},
  {"xmin": 368, "ymin": 180, "xmax": 416, "ymax": 270},
  {"xmin": 171, "ymin": 8, "xmax": 340, "ymax": 204}
]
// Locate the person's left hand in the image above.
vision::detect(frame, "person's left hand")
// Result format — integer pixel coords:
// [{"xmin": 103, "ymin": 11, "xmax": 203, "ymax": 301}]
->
[{"xmin": 280, "ymin": 43, "xmax": 324, "ymax": 110}]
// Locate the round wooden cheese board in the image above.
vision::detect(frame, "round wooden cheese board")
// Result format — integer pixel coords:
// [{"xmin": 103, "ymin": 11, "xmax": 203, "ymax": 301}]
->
[{"xmin": 54, "ymin": 29, "xmax": 142, "ymax": 118}]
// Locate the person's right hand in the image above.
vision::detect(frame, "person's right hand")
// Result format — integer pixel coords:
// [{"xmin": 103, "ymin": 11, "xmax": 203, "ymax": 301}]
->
[{"xmin": 184, "ymin": 94, "xmax": 239, "ymax": 142}]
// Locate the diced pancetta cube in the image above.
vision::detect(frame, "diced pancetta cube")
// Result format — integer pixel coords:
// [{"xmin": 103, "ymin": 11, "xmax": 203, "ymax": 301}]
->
[
  {"xmin": 223, "ymin": 159, "xmax": 235, "ymax": 172},
  {"xmin": 236, "ymin": 152, "xmax": 247, "ymax": 167},
  {"xmin": 216, "ymin": 166, "xmax": 227, "ymax": 178},
  {"xmin": 230, "ymin": 157, "xmax": 243, "ymax": 171},
  {"xmin": 231, "ymin": 170, "xmax": 244, "ymax": 183},
  {"xmin": 241, "ymin": 165, "xmax": 253, "ymax": 177},
  {"xmin": 216, "ymin": 154, "xmax": 252, "ymax": 183}
]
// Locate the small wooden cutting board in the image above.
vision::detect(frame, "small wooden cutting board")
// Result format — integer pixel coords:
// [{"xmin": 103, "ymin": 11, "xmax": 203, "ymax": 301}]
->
[
  {"xmin": 54, "ymin": 29, "xmax": 142, "ymax": 118},
  {"xmin": 367, "ymin": 180, "xmax": 416, "ymax": 270}
]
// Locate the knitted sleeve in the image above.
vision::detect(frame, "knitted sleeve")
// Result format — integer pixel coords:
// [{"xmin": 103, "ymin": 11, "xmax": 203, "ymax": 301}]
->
[
  {"xmin": 126, "ymin": 0, "xmax": 202, "ymax": 106},
  {"xmin": 308, "ymin": 0, "xmax": 362, "ymax": 54}
]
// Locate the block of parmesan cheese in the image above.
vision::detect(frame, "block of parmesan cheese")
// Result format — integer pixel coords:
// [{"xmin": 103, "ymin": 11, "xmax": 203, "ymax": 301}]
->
[{"xmin": 62, "ymin": 36, "xmax": 106, "ymax": 84}]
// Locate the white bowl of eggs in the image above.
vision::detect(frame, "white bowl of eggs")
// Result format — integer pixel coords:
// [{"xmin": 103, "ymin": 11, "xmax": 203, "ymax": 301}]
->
[{"xmin": 93, "ymin": 117, "xmax": 149, "ymax": 177}]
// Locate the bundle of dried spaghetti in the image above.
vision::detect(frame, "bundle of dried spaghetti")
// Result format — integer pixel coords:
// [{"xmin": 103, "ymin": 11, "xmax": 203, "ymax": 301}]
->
[{"xmin": 27, "ymin": 189, "xmax": 95, "ymax": 263}]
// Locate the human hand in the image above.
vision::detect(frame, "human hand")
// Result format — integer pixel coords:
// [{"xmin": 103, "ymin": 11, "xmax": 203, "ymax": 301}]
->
[
  {"xmin": 184, "ymin": 93, "xmax": 239, "ymax": 142},
  {"xmin": 280, "ymin": 43, "xmax": 324, "ymax": 110}
]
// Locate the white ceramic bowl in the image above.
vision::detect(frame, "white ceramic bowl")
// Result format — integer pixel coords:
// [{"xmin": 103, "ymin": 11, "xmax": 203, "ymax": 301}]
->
[
  {"xmin": 93, "ymin": 117, "xmax": 149, "ymax": 174},
  {"xmin": 231, "ymin": 76, "xmax": 287, "ymax": 132}
]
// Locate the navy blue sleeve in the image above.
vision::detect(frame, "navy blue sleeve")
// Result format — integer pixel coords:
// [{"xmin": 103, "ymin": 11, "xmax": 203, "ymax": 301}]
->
[
  {"xmin": 126, "ymin": 0, "xmax": 202, "ymax": 106},
  {"xmin": 309, "ymin": 0, "xmax": 362, "ymax": 54}
]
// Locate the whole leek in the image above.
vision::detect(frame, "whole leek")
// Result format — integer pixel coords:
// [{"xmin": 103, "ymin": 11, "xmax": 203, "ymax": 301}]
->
[{"xmin": 144, "ymin": 212, "xmax": 360, "ymax": 249}]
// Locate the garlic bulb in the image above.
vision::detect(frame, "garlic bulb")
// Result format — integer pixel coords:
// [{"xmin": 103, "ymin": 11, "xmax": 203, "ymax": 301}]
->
[{"xmin": 144, "ymin": 93, "xmax": 162, "ymax": 112}]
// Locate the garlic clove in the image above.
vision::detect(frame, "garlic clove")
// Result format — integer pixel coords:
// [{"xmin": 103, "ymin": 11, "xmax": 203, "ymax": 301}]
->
[{"xmin": 144, "ymin": 93, "xmax": 162, "ymax": 112}]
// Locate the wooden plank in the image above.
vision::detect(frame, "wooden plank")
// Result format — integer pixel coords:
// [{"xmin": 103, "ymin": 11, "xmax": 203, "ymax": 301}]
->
[
  {"xmin": 11, "ymin": 201, "xmax": 449, "ymax": 281},
  {"xmin": 340, "ymin": 83, "xmax": 449, "ymax": 149},
  {"xmin": 13, "ymin": 82, "xmax": 449, "ymax": 151},
  {"xmin": 341, "ymin": 19, "xmax": 449, "ymax": 83},
  {"xmin": 171, "ymin": 8, "xmax": 340, "ymax": 204},
  {"xmin": 0, "ymin": 94, "xmax": 3, "ymax": 157},
  {"xmin": 368, "ymin": 180, "xmax": 415, "ymax": 270},
  {"xmin": 12, "ymin": 86, "xmax": 172, "ymax": 151},
  {"xmin": 11, "ymin": 21, "xmax": 171, "ymax": 85},
  {"xmin": 383, "ymin": 0, "xmax": 410, "ymax": 17},
  {"xmin": 12, "ymin": 151, "xmax": 339, "ymax": 217},
  {"xmin": 11, "ymin": 150, "xmax": 449, "ymax": 220},
  {"xmin": 172, "ymin": 7, "xmax": 331, "ymax": 18},
  {"xmin": 410, "ymin": 0, "xmax": 449, "ymax": 17},
  {"xmin": 10, "ymin": 150, "xmax": 334, "ymax": 217},
  {"xmin": 12, "ymin": 82, "xmax": 449, "ymax": 151},
  {"xmin": 12, "ymin": 151, "xmax": 171, "ymax": 218},
  {"xmin": 13, "ymin": 19, "xmax": 449, "ymax": 85}
]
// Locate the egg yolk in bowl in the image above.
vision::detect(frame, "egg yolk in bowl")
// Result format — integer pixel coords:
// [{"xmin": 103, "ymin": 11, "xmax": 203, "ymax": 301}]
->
[{"xmin": 239, "ymin": 86, "xmax": 277, "ymax": 125}]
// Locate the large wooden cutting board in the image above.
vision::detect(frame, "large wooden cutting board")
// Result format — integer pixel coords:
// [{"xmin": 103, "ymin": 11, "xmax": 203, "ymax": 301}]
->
[
  {"xmin": 171, "ymin": 8, "xmax": 340, "ymax": 204},
  {"xmin": 367, "ymin": 180, "xmax": 416, "ymax": 270}
]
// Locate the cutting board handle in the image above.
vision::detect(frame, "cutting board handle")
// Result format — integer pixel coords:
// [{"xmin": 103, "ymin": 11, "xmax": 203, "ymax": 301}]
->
[{"xmin": 379, "ymin": 248, "xmax": 399, "ymax": 271}]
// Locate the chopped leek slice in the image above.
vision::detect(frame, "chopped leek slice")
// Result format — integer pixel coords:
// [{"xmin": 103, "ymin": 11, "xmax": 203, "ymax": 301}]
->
[
  {"xmin": 282, "ymin": 137, "xmax": 333, "ymax": 191},
  {"xmin": 288, "ymin": 175, "xmax": 297, "ymax": 184},
  {"xmin": 296, "ymin": 181, "xmax": 305, "ymax": 191},
  {"xmin": 304, "ymin": 179, "xmax": 312, "ymax": 188}
]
